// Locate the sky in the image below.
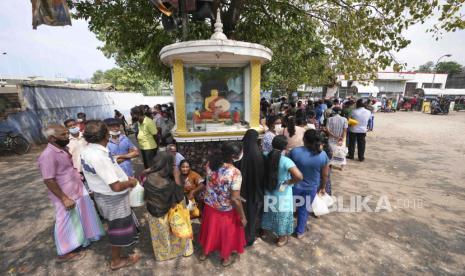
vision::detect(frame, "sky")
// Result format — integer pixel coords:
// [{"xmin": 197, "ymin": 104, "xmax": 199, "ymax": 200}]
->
[{"xmin": 0, "ymin": 1, "xmax": 464, "ymax": 79}]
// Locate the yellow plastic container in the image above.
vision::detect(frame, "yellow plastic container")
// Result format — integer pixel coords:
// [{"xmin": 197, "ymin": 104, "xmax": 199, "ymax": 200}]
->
[{"xmin": 422, "ymin": 101, "xmax": 431, "ymax": 113}]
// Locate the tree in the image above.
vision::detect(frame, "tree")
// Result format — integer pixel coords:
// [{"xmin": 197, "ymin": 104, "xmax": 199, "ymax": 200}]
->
[
  {"xmin": 436, "ymin": 61, "xmax": 463, "ymax": 75},
  {"xmin": 91, "ymin": 67, "xmax": 168, "ymax": 96},
  {"xmin": 91, "ymin": 70, "xmax": 105, "ymax": 83},
  {"xmin": 416, "ymin": 61, "xmax": 434, "ymax": 73},
  {"xmin": 71, "ymin": 0, "xmax": 465, "ymax": 92}
]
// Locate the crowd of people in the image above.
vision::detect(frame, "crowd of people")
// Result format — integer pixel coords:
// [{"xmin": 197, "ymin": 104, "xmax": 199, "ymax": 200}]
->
[{"xmin": 37, "ymin": 96, "xmax": 375, "ymax": 270}]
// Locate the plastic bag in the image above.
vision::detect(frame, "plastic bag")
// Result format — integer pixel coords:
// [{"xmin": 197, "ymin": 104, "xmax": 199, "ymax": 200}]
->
[
  {"xmin": 129, "ymin": 182, "xmax": 144, "ymax": 207},
  {"xmin": 186, "ymin": 198, "xmax": 200, "ymax": 218},
  {"xmin": 312, "ymin": 194, "xmax": 330, "ymax": 216},
  {"xmin": 321, "ymin": 193, "xmax": 335, "ymax": 207},
  {"xmin": 168, "ymin": 203, "xmax": 193, "ymax": 239},
  {"xmin": 348, "ymin": 118, "xmax": 359, "ymax": 127},
  {"xmin": 330, "ymin": 145, "xmax": 348, "ymax": 166}
]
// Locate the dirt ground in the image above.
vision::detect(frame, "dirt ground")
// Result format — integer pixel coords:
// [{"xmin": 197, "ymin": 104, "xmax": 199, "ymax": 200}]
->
[{"xmin": 1, "ymin": 111, "xmax": 465, "ymax": 275}]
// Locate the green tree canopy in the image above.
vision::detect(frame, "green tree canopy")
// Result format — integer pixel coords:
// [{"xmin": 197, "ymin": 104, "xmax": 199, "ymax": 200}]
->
[
  {"xmin": 416, "ymin": 61, "xmax": 435, "ymax": 73},
  {"xmin": 91, "ymin": 67, "xmax": 168, "ymax": 96},
  {"xmin": 72, "ymin": 0, "xmax": 465, "ymax": 92},
  {"xmin": 436, "ymin": 61, "xmax": 463, "ymax": 75}
]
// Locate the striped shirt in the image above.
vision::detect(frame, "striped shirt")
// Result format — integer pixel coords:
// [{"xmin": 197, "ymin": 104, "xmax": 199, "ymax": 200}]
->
[{"xmin": 327, "ymin": 115, "xmax": 348, "ymax": 145}]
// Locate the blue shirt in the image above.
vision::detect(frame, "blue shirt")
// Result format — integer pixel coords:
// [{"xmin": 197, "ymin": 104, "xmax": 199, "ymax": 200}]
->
[
  {"xmin": 175, "ymin": 152, "xmax": 185, "ymax": 167},
  {"xmin": 107, "ymin": 135, "xmax": 136, "ymax": 177},
  {"xmin": 289, "ymin": 147, "xmax": 329, "ymax": 190},
  {"xmin": 264, "ymin": 154, "xmax": 296, "ymax": 212}
]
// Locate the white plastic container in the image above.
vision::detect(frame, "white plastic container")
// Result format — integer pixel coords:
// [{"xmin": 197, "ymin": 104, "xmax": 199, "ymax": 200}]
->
[{"xmin": 129, "ymin": 181, "xmax": 145, "ymax": 207}]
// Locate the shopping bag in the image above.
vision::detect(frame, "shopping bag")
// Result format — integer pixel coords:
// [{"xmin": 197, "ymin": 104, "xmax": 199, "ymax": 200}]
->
[
  {"xmin": 312, "ymin": 194, "xmax": 330, "ymax": 216},
  {"xmin": 129, "ymin": 182, "xmax": 145, "ymax": 207},
  {"xmin": 321, "ymin": 193, "xmax": 335, "ymax": 207},
  {"xmin": 168, "ymin": 203, "xmax": 193, "ymax": 239},
  {"xmin": 330, "ymin": 145, "xmax": 348, "ymax": 166}
]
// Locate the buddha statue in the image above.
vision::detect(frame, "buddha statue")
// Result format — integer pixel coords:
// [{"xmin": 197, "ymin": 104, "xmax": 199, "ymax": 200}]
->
[{"xmin": 201, "ymin": 89, "xmax": 231, "ymax": 119}]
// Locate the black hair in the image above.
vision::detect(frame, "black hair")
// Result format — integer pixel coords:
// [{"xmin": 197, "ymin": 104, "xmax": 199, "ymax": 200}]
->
[
  {"xmin": 63, "ymin": 119, "xmax": 76, "ymax": 128},
  {"xmin": 326, "ymin": 100, "xmax": 333, "ymax": 109},
  {"xmin": 130, "ymin": 106, "xmax": 144, "ymax": 117},
  {"xmin": 296, "ymin": 116, "xmax": 306, "ymax": 126},
  {"xmin": 303, "ymin": 129, "xmax": 322, "ymax": 154},
  {"xmin": 83, "ymin": 120, "xmax": 108, "ymax": 143},
  {"xmin": 264, "ymin": 135, "xmax": 288, "ymax": 191},
  {"xmin": 209, "ymin": 142, "xmax": 240, "ymax": 171},
  {"xmin": 148, "ymin": 151, "xmax": 174, "ymax": 179},
  {"xmin": 286, "ymin": 116, "xmax": 296, "ymax": 137},
  {"xmin": 103, "ymin": 118, "xmax": 121, "ymax": 126},
  {"xmin": 266, "ymin": 115, "xmax": 280, "ymax": 130},
  {"xmin": 332, "ymin": 107, "xmax": 342, "ymax": 115},
  {"xmin": 179, "ymin": 159, "xmax": 190, "ymax": 167},
  {"xmin": 307, "ymin": 110, "xmax": 316, "ymax": 119},
  {"xmin": 77, "ymin": 112, "xmax": 86, "ymax": 119},
  {"xmin": 356, "ymin": 99, "xmax": 365, "ymax": 108}
]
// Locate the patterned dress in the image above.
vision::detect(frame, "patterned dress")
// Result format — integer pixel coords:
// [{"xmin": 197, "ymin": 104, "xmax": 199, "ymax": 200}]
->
[
  {"xmin": 148, "ymin": 209, "xmax": 194, "ymax": 261},
  {"xmin": 261, "ymin": 155, "xmax": 296, "ymax": 236},
  {"xmin": 261, "ymin": 131, "xmax": 276, "ymax": 153}
]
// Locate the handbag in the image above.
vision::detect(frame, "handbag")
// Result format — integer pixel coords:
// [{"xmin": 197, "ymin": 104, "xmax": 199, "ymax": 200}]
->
[{"xmin": 168, "ymin": 202, "xmax": 193, "ymax": 239}]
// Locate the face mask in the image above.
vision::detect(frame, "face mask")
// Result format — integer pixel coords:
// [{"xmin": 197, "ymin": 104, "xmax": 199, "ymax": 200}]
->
[
  {"xmin": 55, "ymin": 138, "xmax": 70, "ymax": 147},
  {"xmin": 69, "ymin": 127, "xmax": 80, "ymax": 135},
  {"xmin": 109, "ymin": 130, "xmax": 121, "ymax": 136},
  {"xmin": 275, "ymin": 124, "xmax": 283, "ymax": 133}
]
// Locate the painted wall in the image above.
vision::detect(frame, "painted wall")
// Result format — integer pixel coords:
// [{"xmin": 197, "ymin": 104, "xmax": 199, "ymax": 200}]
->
[{"xmin": 0, "ymin": 85, "xmax": 173, "ymax": 144}]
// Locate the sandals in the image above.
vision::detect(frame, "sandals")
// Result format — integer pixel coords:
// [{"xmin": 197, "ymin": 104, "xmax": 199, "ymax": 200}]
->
[
  {"xmin": 221, "ymin": 255, "xmax": 237, "ymax": 267},
  {"xmin": 199, "ymin": 253, "xmax": 208, "ymax": 262},
  {"xmin": 277, "ymin": 236, "xmax": 289, "ymax": 247},
  {"xmin": 110, "ymin": 254, "xmax": 140, "ymax": 271},
  {"xmin": 56, "ymin": 251, "xmax": 86, "ymax": 263}
]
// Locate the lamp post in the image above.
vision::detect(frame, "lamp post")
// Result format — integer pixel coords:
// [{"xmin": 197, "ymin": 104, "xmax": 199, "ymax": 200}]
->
[
  {"xmin": 432, "ymin": 54, "xmax": 451, "ymax": 89},
  {"xmin": 0, "ymin": 52, "xmax": 7, "ymax": 83}
]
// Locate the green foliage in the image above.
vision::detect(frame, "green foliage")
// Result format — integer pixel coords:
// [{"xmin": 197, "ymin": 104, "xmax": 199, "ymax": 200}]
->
[
  {"xmin": 71, "ymin": 0, "xmax": 465, "ymax": 93},
  {"xmin": 416, "ymin": 61, "xmax": 435, "ymax": 73},
  {"xmin": 436, "ymin": 61, "xmax": 463, "ymax": 75},
  {"xmin": 91, "ymin": 67, "xmax": 168, "ymax": 96},
  {"xmin": 416, "ymin": 61, "xmax": 463, "ymax": 76}
]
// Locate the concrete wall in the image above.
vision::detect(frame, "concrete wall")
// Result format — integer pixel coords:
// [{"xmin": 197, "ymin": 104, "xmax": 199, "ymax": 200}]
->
[{"xmin": 0, "ymin": 85, "xmax": 173, "ymax": 144}]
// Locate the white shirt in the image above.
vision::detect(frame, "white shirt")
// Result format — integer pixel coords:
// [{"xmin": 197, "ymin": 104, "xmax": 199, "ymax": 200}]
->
[
  {"xmin": 68, "ymin": 133, "xmax": 87, "ymax": 172},
  {"xmin": 350, "ymin": 107, "xmax": 371, "ymax": 133},
  {"xmin": 80, "ymin": 143, "xmax": 128, "ymax": 195}
]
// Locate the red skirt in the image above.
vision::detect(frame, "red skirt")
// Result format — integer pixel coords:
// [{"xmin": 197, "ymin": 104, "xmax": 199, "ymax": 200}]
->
[{"xmin": 198, "ymin": 204, "xmax": 246, "ymax": 259}]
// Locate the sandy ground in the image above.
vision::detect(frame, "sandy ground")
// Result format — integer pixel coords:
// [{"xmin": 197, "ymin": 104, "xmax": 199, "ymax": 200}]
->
[{"xmin": 1, "ymin": 111, "xmax": 465, "ymax": 275}]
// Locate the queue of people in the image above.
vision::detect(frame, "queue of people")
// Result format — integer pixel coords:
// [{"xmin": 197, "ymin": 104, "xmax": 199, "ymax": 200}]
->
[{"xmin": 37, "ymin": 97, "xmax": 374, "ymax": 269}]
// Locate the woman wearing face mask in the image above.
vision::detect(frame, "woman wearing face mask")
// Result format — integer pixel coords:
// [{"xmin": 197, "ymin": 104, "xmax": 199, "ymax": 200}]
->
[
  {"xmin": 261, "ymin": 115, "xmax": 283, "ymax": 153},
  {"xmin": 104, "ymin": 118, "xmax": 139, "ymax": 177}
]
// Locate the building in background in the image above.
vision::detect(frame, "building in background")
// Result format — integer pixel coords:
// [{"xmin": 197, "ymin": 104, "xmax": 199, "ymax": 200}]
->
[
  {"xmin": 445, "ymin": 72, "xmax": 465, "ymax": 89},
  {"xmin": 315, "ymin": 72, "xmax": 449, "ymax": 99}
]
